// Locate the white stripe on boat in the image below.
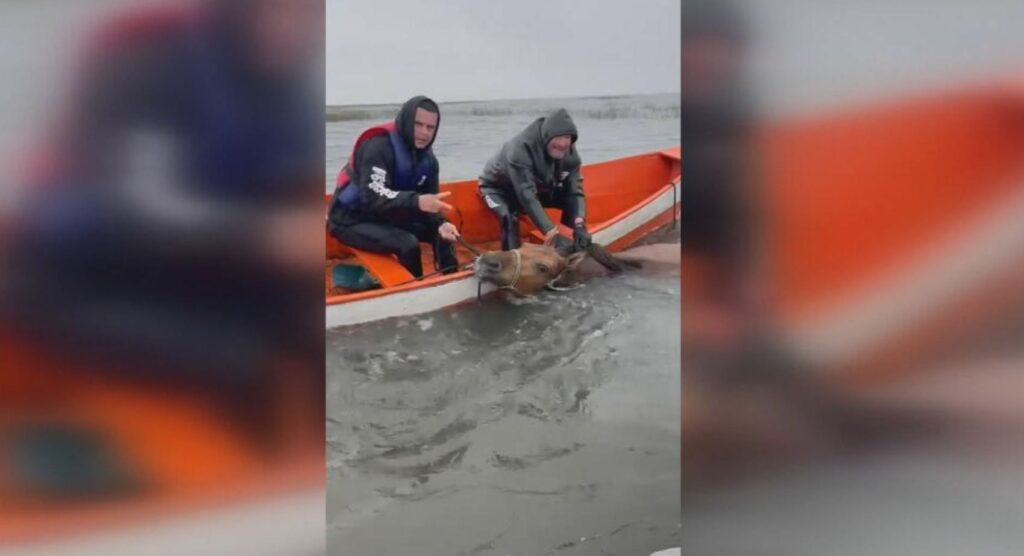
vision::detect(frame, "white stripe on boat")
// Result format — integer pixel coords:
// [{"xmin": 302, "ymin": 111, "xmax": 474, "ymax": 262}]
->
[{"xmin": 325, "ymin": 180, "xmax": 680, "ymax": 329}]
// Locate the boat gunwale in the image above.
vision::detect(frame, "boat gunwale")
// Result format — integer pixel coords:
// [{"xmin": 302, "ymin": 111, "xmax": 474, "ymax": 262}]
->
[{"xmin": 325, "ymin": 148, "xmax": 680, "ymax": 306}]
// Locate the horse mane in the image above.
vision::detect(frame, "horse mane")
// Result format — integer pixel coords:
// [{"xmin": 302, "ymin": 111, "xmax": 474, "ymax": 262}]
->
[{"xmin": 585, "ymin": 243, "xmax": 642, "ymax": 273}]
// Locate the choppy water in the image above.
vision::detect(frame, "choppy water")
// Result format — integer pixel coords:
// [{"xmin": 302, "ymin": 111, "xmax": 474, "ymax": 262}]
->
[
  {"xmin": 325, "ymin": 93, "xmax": 680, "ymax": 189},
  {"xmin": 326, "ymin": 95, "xmax": 681, "ymax": 555}
]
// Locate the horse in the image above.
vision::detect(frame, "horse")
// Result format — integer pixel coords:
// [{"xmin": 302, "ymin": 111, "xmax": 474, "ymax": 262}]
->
[{"xmin": 472, "ymin": 239, "xmax": 680, "ymax": 296}]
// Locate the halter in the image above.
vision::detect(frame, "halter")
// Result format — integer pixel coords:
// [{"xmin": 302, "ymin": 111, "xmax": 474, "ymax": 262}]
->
[
  {"xmin": 500, "ymin": 248, "xmax": 523, "ymax": 293},
  {"xmin": 498, "ymin": 248, "xmax": 583, "ymax": 295},
  {"xmin": 545, "ymin": 278, "xmax": 583, "ymax": 292}
]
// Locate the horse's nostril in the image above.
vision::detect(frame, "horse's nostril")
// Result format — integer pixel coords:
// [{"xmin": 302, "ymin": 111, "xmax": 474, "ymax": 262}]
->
[{"xmin": 485, "ymin": 259, "xmax": 501, "ymax": 272}]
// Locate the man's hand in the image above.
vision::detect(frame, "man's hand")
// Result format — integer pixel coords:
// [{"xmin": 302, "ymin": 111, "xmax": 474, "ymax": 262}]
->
[
  {"xmin": 418, "ymin": 191, "xmax": 453, "ymax": 213},
  {"xmin": 572, "ymin": 220, "xmax": 592, "ymax": 251},
  {"xmin": 438, "ymin": 221, "xmax": 460, "ymax": 242},
  {"xmin": 543, "ymin": 227, "xmax": 560, "ymax": 243},
  {"xmin": 552, "ymin": 234, "xmax": 574, "ymax": 254},
  {"xmin": 542, "ymin": 226, "xmax": 573, "ymax": 253}
]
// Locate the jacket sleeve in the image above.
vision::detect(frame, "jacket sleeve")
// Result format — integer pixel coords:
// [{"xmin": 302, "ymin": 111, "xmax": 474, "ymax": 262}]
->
[
  {"xmin": 564, "ymin": 164, "xmax": 585, "ymax": 223},
  {"xmin": 507, "ymin": 149, "xmax": 555, "ymax": 233},
  {"xmin": 353, "ymin": 137, "xmax": 420, "ymax": 214},
  {"xmin": 421, "ymin": 156, "xmax": 446, "ymax": 229}
]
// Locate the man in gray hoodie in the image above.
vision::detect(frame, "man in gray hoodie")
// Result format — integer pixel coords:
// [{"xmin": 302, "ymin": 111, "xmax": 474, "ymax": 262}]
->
[{"xmin": 478, "ymin": 108, "xmax": 591, "ymax": 253}]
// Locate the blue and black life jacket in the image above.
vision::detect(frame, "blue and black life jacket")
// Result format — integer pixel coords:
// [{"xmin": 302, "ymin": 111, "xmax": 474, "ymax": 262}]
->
[{"xmin": 332, "ymin": 121, "xmax": 434, "ymax": 211}]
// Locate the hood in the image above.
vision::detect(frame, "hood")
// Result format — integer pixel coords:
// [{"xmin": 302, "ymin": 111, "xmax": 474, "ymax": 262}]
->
[
  {"xmin": 394, "ymin": 95, "xmax": 440, "ymax": 153},
  {"xmin": 205, "ymin": 0, "xmax": 313, "ymax": 84},
  {"xmin": 539, "ymin": 108, "xmax": 578, "ymax": 145}
]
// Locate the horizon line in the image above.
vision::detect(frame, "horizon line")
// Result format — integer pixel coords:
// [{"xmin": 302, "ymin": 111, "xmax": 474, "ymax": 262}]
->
[{"xmin": 326, "ymin": 90, "xmax": 680, "ymax": 110}]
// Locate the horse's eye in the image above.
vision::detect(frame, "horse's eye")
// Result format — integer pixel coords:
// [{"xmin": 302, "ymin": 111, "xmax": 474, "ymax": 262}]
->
[{"xmin": 536, "ymin": 263, "xmax": 549, "ymax": 274}]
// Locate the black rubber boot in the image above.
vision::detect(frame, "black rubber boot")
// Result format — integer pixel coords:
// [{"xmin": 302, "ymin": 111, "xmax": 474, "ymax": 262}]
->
[
  {"xmin": 434, "ymin": 238, "xmax": 459, "ymax": 274},
  {"xmin": 500, "ymin": 213, "xmax": 521, "ymax": 251}
]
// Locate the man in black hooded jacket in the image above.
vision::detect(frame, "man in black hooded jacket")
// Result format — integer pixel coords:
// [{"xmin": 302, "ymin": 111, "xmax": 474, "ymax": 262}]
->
[
  {"xmin": 478, "ymin": 108, "xmax": 591, "ymax": 253},
  {"xmin": 328, "ymin": 95, "xmax": 459, "ymax": 277}
]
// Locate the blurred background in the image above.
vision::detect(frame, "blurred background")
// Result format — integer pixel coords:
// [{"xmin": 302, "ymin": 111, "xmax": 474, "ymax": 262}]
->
[
  {"xmin": 681, "ymin": 0, "xmax": 1024, "ymax": 554},
  {"xmin": 0, "ymin": 1, "xmax": 325, "ymax": 554}
]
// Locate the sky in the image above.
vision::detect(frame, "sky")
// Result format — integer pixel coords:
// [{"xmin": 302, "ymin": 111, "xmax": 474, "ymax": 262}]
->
[
  {"xmin": 734, "ymin": 0, "xmax": 1024, "ymax": 118},
  {"xmin": 325, "ymin": 0, "xmax": 681, "ymax": 105}
]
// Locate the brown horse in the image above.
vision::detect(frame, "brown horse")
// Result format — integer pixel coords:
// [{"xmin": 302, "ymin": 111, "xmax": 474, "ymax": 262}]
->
[
  {"xmin": 473, "ymin": 243, "xmax": 584, "ymax": 296},
  {"xmin": 472, "ymin": 239, "xmax": 678, "ymax": 296}
]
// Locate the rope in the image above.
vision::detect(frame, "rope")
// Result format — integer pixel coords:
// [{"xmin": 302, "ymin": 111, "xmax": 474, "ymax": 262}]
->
[
  {"xmin": 457, "ymin": 235, "xmax": 484, "ymax": 257},
  {"xmin": 545, "ymin": 281, "xmax": 583, "ymax": 292},
  {"xmin": 386, "ymin": 261, "xmax": 475, "ymax": 288},
  {"xmin": 382, "ymin": 228, "xmax": 488, "ymax": 289}
]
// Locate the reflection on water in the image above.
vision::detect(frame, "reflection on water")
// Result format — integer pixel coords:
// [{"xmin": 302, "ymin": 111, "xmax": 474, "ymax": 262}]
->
[{"xmin": 327, "ymin": 268, "xmax": 680, "ymax": 555}]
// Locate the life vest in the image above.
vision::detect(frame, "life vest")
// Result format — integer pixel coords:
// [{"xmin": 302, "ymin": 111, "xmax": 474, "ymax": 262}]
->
[
  {"xmin": 22, "ymin": 5, "xmax": 199, "ymax": 190},
  {"xmin": 26, "ymin": 5, "xmax": 316, "ymax": 201},
  {"xmin": 332, "ymin": 121, "xmax": 434, "ymax": 210},
  {"xmin": 185, "ymin": 32, "xmax": 317, "ymax": 200}
]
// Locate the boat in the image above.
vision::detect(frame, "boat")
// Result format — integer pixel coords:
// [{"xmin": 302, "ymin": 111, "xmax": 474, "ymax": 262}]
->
[
  {"xmin": 758, "ymin": 78, "xmax": 1024, "ymax": 380},
  {"xmin": 0, "ymin": 327, "xmax": 324, "ymax": 553},
  {"xmin": 325, "ymin": 147, "xmax": 682, "ymax": 329}
]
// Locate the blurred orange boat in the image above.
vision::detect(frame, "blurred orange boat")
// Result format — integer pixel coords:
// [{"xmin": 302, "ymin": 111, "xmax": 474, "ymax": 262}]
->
[{"xmin": 760, "ymin": 78, "xmax": 1024, "ymax": 380}]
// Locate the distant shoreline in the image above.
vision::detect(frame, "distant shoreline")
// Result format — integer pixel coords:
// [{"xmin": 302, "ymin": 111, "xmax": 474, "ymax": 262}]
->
[{"xmin": 326, "ymin": 91, "xmax": 680, "ymax": 111}]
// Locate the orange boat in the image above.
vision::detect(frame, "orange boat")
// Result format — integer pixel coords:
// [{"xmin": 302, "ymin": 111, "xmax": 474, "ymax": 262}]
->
[
  {"xmin": 325, "ymin": 147, "xmax": 682, "ymax": 328},
  {"xmin": 760, "ymin": 78, "xmax": 1024, "ymax": 380},
  {"xmin": 0, "ymin": 329, "xmax": 324, "ymax": 552}
]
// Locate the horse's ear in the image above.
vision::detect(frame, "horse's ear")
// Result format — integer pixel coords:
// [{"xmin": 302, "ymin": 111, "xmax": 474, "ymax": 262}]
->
[
  {"xmin": 543, "ymin": 232, "xmax": 556, "ymax": 247},
  {"xmin": 565, "ymin": 251, "xmax": 586, "ymax": 270}
]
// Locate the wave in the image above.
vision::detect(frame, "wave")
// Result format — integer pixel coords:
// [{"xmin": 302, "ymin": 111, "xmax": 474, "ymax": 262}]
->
[
  {"xmin": 326, "ymin": 108, "xmax": 394, "ymax": 122},
  {"xmin": 326, "ymin": 93, "xmax": 680, "ymax": 123}
]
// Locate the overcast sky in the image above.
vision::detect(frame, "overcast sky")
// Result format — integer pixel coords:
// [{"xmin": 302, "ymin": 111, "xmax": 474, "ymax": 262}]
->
[
  {"xmin": 735, "ymin": 0, "xmax": 1024, "ymax": 117},
  {"xmin": 325, "ymin": 0, "xmax": 680, "ymax": 105}
]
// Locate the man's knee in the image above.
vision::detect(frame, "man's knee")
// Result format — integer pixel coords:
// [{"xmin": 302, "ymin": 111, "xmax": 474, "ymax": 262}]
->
[
  {"xmin": 327, "ymin": 221, "xmax": 346, "ymax": 242},
  {"xmin": 490, "ymin": 202, "xmax": 518, "ymax": 229},
  {"xmin": 482, "ymin": 190, "xmax": 509, "ymax": 214}
]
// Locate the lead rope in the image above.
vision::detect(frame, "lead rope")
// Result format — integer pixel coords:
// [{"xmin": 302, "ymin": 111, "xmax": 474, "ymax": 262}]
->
[
  {"xmin": 457, "ymin": 235, "xmax": 483, "ymax": 257},
  {"xmin": 545, "ymin": 280, "xmax": 583, "ymax": 292},
  {"xmin": 387, "ymin": 262, "xmax": 470, "ymax": 288},
  {"xmin": 385, "ymin": 236, "xmax": 485, "ymax": 289},
  {"xmin": 457, "ymin": 234, "xmax": 488, "ymax": 301}
]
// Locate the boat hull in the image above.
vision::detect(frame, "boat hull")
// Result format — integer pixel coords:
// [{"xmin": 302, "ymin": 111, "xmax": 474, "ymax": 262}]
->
[{"xmin": 325, "ymin": 148, "xmax": 681, "ymax": 329}]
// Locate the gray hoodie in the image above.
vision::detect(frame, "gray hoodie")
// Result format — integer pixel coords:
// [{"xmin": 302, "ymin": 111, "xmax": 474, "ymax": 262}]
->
[{"xmin": 479, "ymin": 108, "xmax": 584, "ymax": 233}]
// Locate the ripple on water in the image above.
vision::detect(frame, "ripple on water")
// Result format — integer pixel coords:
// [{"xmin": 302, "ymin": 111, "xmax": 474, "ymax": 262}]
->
[{"xmin": 327, "ymin": 267, "xmax": 680, "ymax": 554}]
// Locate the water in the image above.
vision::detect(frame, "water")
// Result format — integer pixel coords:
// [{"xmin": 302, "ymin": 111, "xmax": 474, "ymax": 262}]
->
[
  {"xmin": 326, "ymin": 94, "xmax": 681, "ymax": 555},
  {"xmin": 325, "ymin": 93, "xmax": 680, "ymax": 189}
]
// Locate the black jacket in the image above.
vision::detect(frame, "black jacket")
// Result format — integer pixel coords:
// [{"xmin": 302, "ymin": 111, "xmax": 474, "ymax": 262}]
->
[
  {"xmin": 479, "ymin": 108, "xmax": 584, "ymax": 233},
  {"xmin": 329, "ymin": 95, "xmax": 444, "ymax": 228}
]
